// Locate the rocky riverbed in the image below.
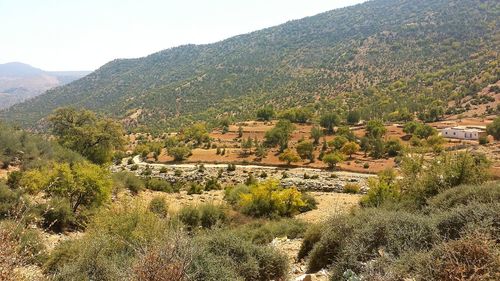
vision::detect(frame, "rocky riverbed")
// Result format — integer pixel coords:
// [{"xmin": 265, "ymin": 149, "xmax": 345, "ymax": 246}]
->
[{"xmin": 113, "ymin": 156, "xmax": 375, "ymax": 193}]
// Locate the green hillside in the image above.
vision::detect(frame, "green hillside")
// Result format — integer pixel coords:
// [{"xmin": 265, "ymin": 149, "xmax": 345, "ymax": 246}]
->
[{"xmin": 2, "ymin": 0, "xmax": 499, "ymax": 131}]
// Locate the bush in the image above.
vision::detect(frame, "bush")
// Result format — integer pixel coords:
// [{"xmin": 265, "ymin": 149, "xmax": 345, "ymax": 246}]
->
[
  {"xmin": 235, "ymin": 219, "xmax": 307, "ymax": 245},
  {"xmin": 200, "ymin": 204, "xmax": 226, "ymax": 229},
  {"xmin": 159, "ymin": 167, "xmax": 168, "ymax": 173},
  {"xmin": 130, "ymin": 164, "xmax": 139, "ymax": 171},
  {"xmin": 146, "ymin": 178, "xmax": 173, "ymax": 192},
  {"xmin": 133, "ymin": 233, "xmax": 193, "ymax": 281},
  {"xmin": 148, "ymin": 196, "xmax": 168, "ymax": 217},
  {"xmin": 41, "ymin": 197, "xmax": 77, "ymax": 233},
  {"xmin": 194, "ymin": 231, "xmax": 289, "ymax": 281},
  {"xmin": 112, "ymin": 171, "xmax": 145, "ymax": 194},
  {"xmin": 434, "ymin": 202, "xmax": 500, "ymax": 241},
  {"xmin": 307, "ymin": 209, "xmax": 437, "ymax": 276},
  {"xmin": 427, "ymin": 182, "xmax": 500, "ymax": 211},
  {"xmin": 0, "ymin": 183, "xmax": 23, "ymax": 218},
  {"xmin": 187, "ymin": 183, "xmax": 204, "ymax": 195},
  {"xmin": 406, "ymin": 234, "xmax": 500, "ymax": 281},
  {"xmin": 343, "ymin": 183, "xmax": 361, "ymax": 194},
  {"xmin": 178, "ymin": 206, "xmax": 201, "ymax": 229},
  {"xmin": 224, "ymin": 184, "xmax": 250, "ymax": 205},
  {"xmin": 204, "ymin": 177, "xmax": 221, "ymax": 191},
  {"xmin": 299, "ymin": 192, "xmax": 318, "ymax": 212},
  {"xmin": 236, "ymin": 180, "xmax": 307, "ymax": 218},
  {"xmin": 227, "ymin": 163, "xmax": 236, "ymax": 172},
  {"xmin": 297, "ymin": 224, "xmax": 323, "ymax": 261}
]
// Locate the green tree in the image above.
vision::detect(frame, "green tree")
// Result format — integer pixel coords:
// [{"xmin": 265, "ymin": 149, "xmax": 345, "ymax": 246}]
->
[
  {"xmin": 279, "ymin": 149, "xmax": 301, "ymax": 165},
  {"xmin": 183, "ymin": 123, "xmax": 209, "ymax": 145},
  {"xmin": 264, "ymin": 120, "xmax": 295, "ymax": 152},
  {"xmin": 329, "ymin": 136, "xmax": 348, "ymax": 150},
  {"xmin": 414, "ymin": 124, "xmax": 437, "ymax": 139},
  {"xmin": 486, "ymin": 116, "xmax": 500, "ymax": 140},
  {"xmin": 256, "ymin": 106, "xmax": 275, "ymax": 121},
  {"xmin": 365, "ymin": 120, "xmax": 387, "ymax": 139},
  {"xmin": 385, "ymin": 138, "xmax": 403, "ymax": 157},
  {"xmin": 19, "ymin": 161, "xmax": 112, "ymax": 213},
  {"xmin": 167, "ymin": 146, "xmax": 191, "ymax": 161},
  {"xmin": 310, "ymin": 126, "xmax": 323, "ymax": 145},
  {"xmin": 48, "ymin": 108, "xmax": 125, "ymax": 164},
  {"xmin": 322, "ymin": 151, "xmax": 344, "ymax": 169},
  {"xmin": 296, "ymin": 141, "xmax": 315, "ymax": 161},
  {"xmin": 241, "ymin": 137, "xmax": 253, "ymax": 155},
  {"xmin": 346, "ymin": 110, "xmax": 361, "ymax": 125},
  {"xmin": 320, "ymin": 113, "xmax": 340, "ymax": 134},
  {"xmin": 341, "ymin": 141, "xmax": 360, "ymax": 159}
]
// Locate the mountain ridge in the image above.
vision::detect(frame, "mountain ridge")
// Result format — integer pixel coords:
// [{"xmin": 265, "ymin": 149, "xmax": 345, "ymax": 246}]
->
[{"xmin": 1, "ymin": 0, "xmax": 499, "ymax": 130}]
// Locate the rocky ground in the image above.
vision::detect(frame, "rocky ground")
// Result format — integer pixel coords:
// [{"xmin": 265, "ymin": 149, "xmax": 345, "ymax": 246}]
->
[{"xmin": 113, "ymin": 156, "xmax": 374, "ymax": 193}]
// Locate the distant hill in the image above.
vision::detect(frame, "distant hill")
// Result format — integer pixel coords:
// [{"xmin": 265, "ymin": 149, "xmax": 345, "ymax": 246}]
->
[
  {"xmin": 0, "ymin": 62, "xmax": 90, "ymax": 109},
  {"xmin": 2, "ymin": 0, "xmax": 499, "ymax": 130}
]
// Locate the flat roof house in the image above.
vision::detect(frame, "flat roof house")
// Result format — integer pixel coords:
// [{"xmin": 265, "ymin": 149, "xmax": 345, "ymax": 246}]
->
[{"xmin": 440, "ymin": 126, "xmax": 487, "ymax": 140}]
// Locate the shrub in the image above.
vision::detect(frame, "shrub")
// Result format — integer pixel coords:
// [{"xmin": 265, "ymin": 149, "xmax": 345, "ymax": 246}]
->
[
  {"xmin": 478, "ymin": 136, "xmax": 488, "ymax": 145},
  {"xmin": 133, "ymin": 234, "xmax": 192, "ymax": 281},
  {"xmin": 307, "ymin": 209, "xmax": 437, "ymax": 276},
  {"xmin": 427, "ymin": 182, "xmax": 500, "ymax": 211},
  {"xmin": 0, "ymin": 183, "xmax": 23, "ymax": 218},
  {"xmin": 159, "ymin": 167, "xmax": 168, "ymax": 173},
  {"xmin": 227, "ymin": 163, "xmax": 236, "ymax": 172},
  {"xmin": 411, "ymin": 234, "xmax": 500, "ymax": 281},
  {"xmin": 146, "ymin": 178, "xmax": 173, "ymax": 192},
  {"xmin": 236, "ymin": 180, "xmax": 307, "ymax": 218},
  {"xmin": 224, "ymin": 184, "xmax": 250, "ymax": 206},
  {"xmin": 130, "ymin": 164, "xmax": 139, "ymax": 171},
  {"xmin": 204, "ymin": 177, "xmax": 221, "ymax": 191},
  {"xmin": 434, "ymin": 202, "xmax": 500, "ymax": 241},
  {"xmin": 195, "ymin": 231, "xmax": 289, "ymax": 281},
  {"xmin": 41, "ymin": 197, "xmax": 77, "ymax": 233},
  {"xmin": 174, "ymin": 169, "xmax": 183, "ymax": 176},
  {"xmin": 363, "ymin": 163, "xmax": 369, "ymax": 169},
  {"xmin": 299, "ymin": 192, "xmax": 318, "ymax": 212},
  {"xmin": 178, "ymin": 206, "xmax": 201, "ymax": 229},
  {"xmin": 297, "ymin": 224, "xmax": 323, "ymax": 261},
  {"xmin": 199, "ymin": 204, "xmax": 226, "ymax": 229},
  {"xmin": 148, "ymin": 196, "xmax": 168, "ymax": 217},
  {"xmin": 113, "ymin": 171, "xmax": 145, "ymax": 194},
  {"xmin": 343, "ymin": 183, "xmax": 361, "ymax": 194},
  {"xmin": 187, "ymin": 183, "xmax": 204, "ymax": 195}
]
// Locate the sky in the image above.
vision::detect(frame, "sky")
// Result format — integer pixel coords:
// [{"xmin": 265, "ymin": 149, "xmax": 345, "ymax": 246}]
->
[{"xmin": 0, "ymin": 0, "xmax": 366, "ymax": 71}]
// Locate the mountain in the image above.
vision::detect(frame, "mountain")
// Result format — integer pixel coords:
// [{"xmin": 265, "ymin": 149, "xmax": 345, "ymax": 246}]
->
[
  {"xmin": 1, "ymin": 0, "xmax": 499, "ymax": 130},
  {"xmin": 0, "ymin": 62, "xmax": 90, "ymax": 109}
]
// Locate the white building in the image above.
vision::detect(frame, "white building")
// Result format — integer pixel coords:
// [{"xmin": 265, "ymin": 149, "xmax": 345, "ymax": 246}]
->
[{"xmin": 440, "ymin": 126, "xmax": 487, "ymax": 140}]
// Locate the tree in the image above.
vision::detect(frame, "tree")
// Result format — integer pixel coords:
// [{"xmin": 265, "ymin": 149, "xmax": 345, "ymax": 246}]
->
[
  {"xmin": 256, "ymin": 106, "xmax": 275, "ymax": 121},
  {"xmin": 369, "ymin": 138, "xmax": 385, "ymax": 159},
  {"xmin": 183, "ymin": 123, "xmax": 209, "ymax": 145},
  {"xmin": 385, "ymin": 139, "xmax": 403, "ymax": 157},
  {"xmin": 365, "ymin": 120, "xmax": 387, "ymax": 139},
  {"xmin": 279, "ymin": 107, "xmax": 313, "ymax": 124},
  {"xmin": 320, "ymin": 113, "xmax": 340, "ymax": 134},
  {"xmin": 48, "ymin": 107, "xmax": 125, "ymax": 164},
  {"xmin": 322, "ymin": 151, "xmax": 344, "ymax": 169},
  {"xmin": 360, "ymin": 137, "xmax": 371, "ymax": 156},
  {"xmin": 238, "ymin": 125, "xmax": 244, "ymax": 138},
  {"xmin": 346, "ymin": 110, "xmax": 361, "ymax": 125},
  {"xmin": 486, "ymin": 116, "xmax": 500, "ymax": 140},
  {"xmin": 167, "ymin": 146, "xmax": 191, "ymax": 161},
  {"xmin": 296, "ymin": 141, "xmax": 315, "ymax": 161},
  {"xmin": 241, "ymin": 137, "xmax": 253, "ymax": 155},
  {"xmin": 264, "ymin": 120, "xmax": 295, "ymax": 152},
  {"xmin": 341, "ymin": 141, "xmax": 360, "ymax": 159},
  {"xmin": 19, "ymin": 161, "xmax": 112, "ymax": 213},
  {"xmin": 279, "ymin": 149, "xmax": 300, "ymax": 165},
  {"xmin": 414, "ymin": 124, "xmax": 436, "ymax": 139},
  {"xmin": 329, "ymin": 136, "xmax": 348, "ymax": 150},
  {"xmin": 403, "ymin": 121, "xmax": 420, "ymax": 134},
  {"xmin": 310, "ymin": 126, "xmax": 323, "ymax": 145}
]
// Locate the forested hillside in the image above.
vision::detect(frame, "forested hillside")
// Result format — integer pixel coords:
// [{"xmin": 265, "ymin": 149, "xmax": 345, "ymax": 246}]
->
[{"xmin": 2, "ymin": 0, "xmax": 499, "ymax": 130}]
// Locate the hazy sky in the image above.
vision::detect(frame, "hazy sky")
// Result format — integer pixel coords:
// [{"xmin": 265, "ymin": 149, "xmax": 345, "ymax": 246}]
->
[{"xmin": 0, "ymin": 0, "xmax": 366, "ymax": 71}]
